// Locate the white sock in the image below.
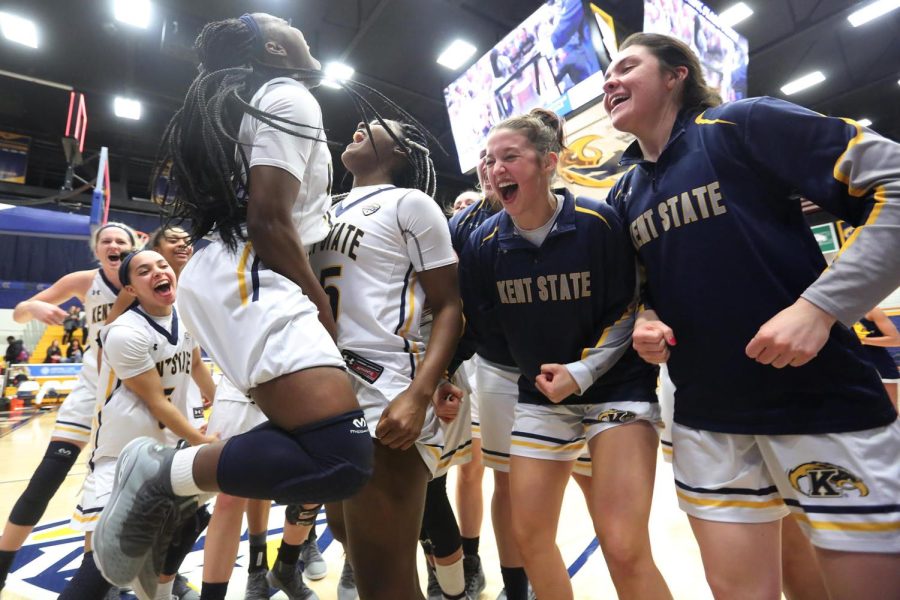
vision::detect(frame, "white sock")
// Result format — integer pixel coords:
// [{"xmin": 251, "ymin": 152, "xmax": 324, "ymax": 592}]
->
[
  {"xmin": 169, "ymin": 445, "xmax": 205, "ymax": 497},
  {"xmin": 153, "ymin": 578, "xmax": 174, "ymax": 600},
  {"xmin": 435, "ymin": 557, "xmax": 465, "ymax": 599}
]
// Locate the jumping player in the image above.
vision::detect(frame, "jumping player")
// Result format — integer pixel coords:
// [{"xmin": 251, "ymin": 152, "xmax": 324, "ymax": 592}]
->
[
  {"xmin": 607, "ymin": 33, "xmax": 900, "ymax": 599},
  {"xmin": 0, "ymin": 223, "xmax": 138, "ymax": 592},
  {"xmin": 90, "ymin": 14, "xmax": 373, "ymax": 594}
]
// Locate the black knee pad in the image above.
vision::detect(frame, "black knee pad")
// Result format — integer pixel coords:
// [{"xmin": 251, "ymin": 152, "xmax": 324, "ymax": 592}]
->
[
  {"xmin": 421, "ymin": 475, "xmax": 461, "ymax": 558},
  {"xmin": 286, "ymin": 503, "xmax": 322, "ymax": 526},
  {"xmin": 218, "ymin": 410, "xmax": 373, "ymax": 505},
  {"xmin": 10, "ymin": 441, "xmax": 80, "ymax": 526},
  {"xmin": 163, "ymin": 505, "xmax": 211, "ymax": 575}
]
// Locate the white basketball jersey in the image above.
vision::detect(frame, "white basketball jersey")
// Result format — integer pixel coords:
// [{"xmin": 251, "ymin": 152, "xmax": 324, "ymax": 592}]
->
[
  {"xmin": 78, "ymin": 269, "xmax": 122, "ymax": 391},
  {"xmin": 92, "ymin": 307, "xmax": 196, "ymax": 462},
  {"xmin": 239, "ymin": 77, "xmax": 333, "ymax": 246},
  {"xmin": 308, "ymin": 185, "xmax": 456, "ymax": 393}
]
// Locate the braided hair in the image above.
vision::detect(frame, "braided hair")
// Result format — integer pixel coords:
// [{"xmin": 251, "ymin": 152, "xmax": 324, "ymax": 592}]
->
[
  {"xmin": 390, "ymin": 122, "xmax": 437, "ymax": 198},
  {"xmin": 156, "ymin": 14, "xmax": 443, "ymax": 250}
]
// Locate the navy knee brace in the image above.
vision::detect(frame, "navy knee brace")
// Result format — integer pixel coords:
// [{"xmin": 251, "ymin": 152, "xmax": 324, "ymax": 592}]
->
[
  {"xmin": 217, "ymin": 410, "xmax": 373, "ymax": 505},
  {"xmin": 421, "ymin": 475, "xmax": 462, "ymax": 558},
  {"xmin": 10, "ymin": 440, "xmax": 80, "ymax": 526}
]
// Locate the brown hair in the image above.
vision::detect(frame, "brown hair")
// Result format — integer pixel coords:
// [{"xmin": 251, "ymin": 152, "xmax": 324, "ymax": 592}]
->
[
  {"xmin": 620, "ymin": 32, "xmax": 722, "ymax": 111},
  {"xmin": 492, "ymin": 107, "xmax": 566, "ymax": 157}
]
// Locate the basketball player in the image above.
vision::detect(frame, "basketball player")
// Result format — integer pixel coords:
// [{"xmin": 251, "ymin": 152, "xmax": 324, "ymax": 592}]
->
[
  {"xmin": 460, "ymin": 107, "xmax": 672, "ymax": 600},
  {"xmin": 90, "ymin": 14, "xmax": 374, "ymax": 596},
  {"xmin": 0, "ymin": 223, "xmax": 138, "ymax": 592},
  {"xmin": 608, "ymin": 33, "xmax": 900, "ymax": 599},
  {"xmin": 60, "ymin": 249, "xmax": 216, "ymax": 599},
  {"xmin": 308, "ymin": 118, "xmax": 461, "ymax": 599}
]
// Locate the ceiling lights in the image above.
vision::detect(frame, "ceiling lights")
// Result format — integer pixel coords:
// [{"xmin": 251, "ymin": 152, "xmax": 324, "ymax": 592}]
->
[
  {"xmin": 780, "ymin": 71, "xmax": 826, "ymax": 95},
  {"xmin": 437, "ymin": 39, "xmax": 476, "ymax": 70},
  {"xmin": 719, "ymin": 3, "xmax": 754, "ymax": 28},
  {"xmin": 847, "ymin": 0, "xmax": 900, "ymax": 27},
  {"xmin": 114, "ymin": 0, "xmax": 151, "ymax": 29},
  {"xmin": 0, "ymin": 12, "xmax": 38, "ymax": 48},
  {"xmin": 321, "ymin": 62, "xmax": 355, "ymax": 89},
  {"xmin": 114, "ymin": 97, "xmax": 142, "ymax": 120}
]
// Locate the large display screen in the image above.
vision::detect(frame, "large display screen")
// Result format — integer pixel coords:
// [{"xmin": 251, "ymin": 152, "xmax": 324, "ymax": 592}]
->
[
  {"xmin": 444, "ymin": 0, "xmax": 614, "ymax": 173},
  {"xmin": 643, "ymin": 0, "xmax": 748, "ymax": 103}
]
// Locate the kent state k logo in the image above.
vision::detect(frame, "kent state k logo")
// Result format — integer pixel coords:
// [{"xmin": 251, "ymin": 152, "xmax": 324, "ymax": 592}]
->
[
  {"xmin": 788, "ymin": 462, "xmax": 869, "ymax": 498},
  {"xmin": 596, "ymin": 409, "xmax": 636, "ymax": 424}
]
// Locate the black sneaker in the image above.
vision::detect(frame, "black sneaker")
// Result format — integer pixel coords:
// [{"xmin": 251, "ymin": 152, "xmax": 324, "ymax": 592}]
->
[
  {"xmin": 172, "ymin": 573, "xmax": 200, "ymax": 600},
  {"xmin": 463, "ymin": 555, "xmax": 486, "ymax": 599}
]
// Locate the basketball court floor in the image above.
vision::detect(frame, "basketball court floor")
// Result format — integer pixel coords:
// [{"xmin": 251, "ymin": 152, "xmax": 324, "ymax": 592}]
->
[{"xmin": 0, "ymin": 411, "xmax": 719, "ymax": 599}]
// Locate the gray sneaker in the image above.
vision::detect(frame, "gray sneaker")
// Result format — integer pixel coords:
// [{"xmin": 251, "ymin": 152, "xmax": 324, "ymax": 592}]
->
[
  {"xmin": 92, "ymin": 438, "xmax": 199, "ymax": 594},
  {"xmin": 463, "ymin": 555, "xmax": 486, "ymax": 599},
  {"xmin": 496, "ymin": 585, "xmax": 537, "ymax": 600},
  {"xmin": 337, "ymin": 558, "xmax": 358, "ymax": 600},
  {"xmin": 266, "ymin": 560, "xmax": 319, "ymax": 600},
  {"xmin": 245, "ymin": 569, "xmax": 271, "ymax": 599},
  {"xmin": 103, "ymin": 587, "xmax": 122, "ymax": 599},
  {"xmin": 426, "ymin": 565, "xmax": 443, "ymax": 600},
  {"xmin": 172, "ymin": 573, "xmax": 199, "ymax": 600},
  {"xmin": 299, "ymin": 539, "xmax": 327, "ymax": 581}
]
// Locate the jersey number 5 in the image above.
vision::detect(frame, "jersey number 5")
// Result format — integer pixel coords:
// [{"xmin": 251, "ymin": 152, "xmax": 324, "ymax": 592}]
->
[{"xmin": 319, "ymin": 266, "xmax": 342, "ymax": 320}]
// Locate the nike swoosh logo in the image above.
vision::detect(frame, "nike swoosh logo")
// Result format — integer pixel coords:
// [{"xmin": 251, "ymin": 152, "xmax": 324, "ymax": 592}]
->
[{"xmin": 695, "ymin": 112, "xmax": 736, "ymax": 126}]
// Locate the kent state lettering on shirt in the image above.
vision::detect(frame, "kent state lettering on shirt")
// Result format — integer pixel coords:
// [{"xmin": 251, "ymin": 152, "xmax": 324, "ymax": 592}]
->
[
  {"xmin": 628, "ymin": 181, "xmax": 726, "ymax": 250},
  {"xmin": 155, "ymin": 350, "xmax": 192, "ymax": 377},
  {"xmin": 496, "ymin": 272, "xmax": 591, "ymax": 305},
  {"xmin": 309, "ymin": 222, "xmax": 364, "ymax": 260},
  {"xmin": 91, "ymin": 302, "xmax": 114, "ymax": 325}
]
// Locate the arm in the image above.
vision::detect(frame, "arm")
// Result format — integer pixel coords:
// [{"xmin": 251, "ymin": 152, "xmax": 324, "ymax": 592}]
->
[
  {"xmin": 13, "ymin": 270, "xmax": 95, "ymax": 324},
  {"xmin": 190, "ymin": 347, "xmax": 217, "ymax": 405},
  {"xmin": 861, "ymin": 308, "xmax": 900, "ymax": 347},
  {"xmin": 121, "ymin": 369, "xmax": 215, "ymax": 446},
  {"xmin": 246, "ymin": 164, "xmax": 337, "ymax": 340},
  {"xmin": 536, "ymin": 205, "xmax": 641, "ymax": 402},
  {"xmin": 550, "ymin": 0, "xmax": 583, "ymax": 49},
  {"xmin": 376, "ymin": 193, "xmax": 462, "ymax": 449},
  {"xmin": 105, "ymin": 290, "xmax": 136, "ymax": 325}
]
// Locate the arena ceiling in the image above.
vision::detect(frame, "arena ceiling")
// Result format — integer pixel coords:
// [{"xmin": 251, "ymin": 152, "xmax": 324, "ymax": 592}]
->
[{"xmin": 0, "ymin": 0, "xmax": 898, "ymax": 213}]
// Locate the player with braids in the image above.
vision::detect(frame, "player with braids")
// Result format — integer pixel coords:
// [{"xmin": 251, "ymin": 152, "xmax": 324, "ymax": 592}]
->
[
  {"xmin": 90, "ymin": 14, "xmax": 379, "ymax": 598},
  {"xmin": 309, "ymin": 119, "xmax": 461, "ymax": 600}
]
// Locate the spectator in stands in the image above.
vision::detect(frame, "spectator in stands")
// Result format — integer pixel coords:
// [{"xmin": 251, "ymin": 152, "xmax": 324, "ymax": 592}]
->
[
  {"xmin": 78, "ymin": 309, "xmax": 87, "ymax": 347},
  {"xmin": 65, "ymin": 339, "xmax": 83, "ymax": 363},
  {"xmin": 62, "ymin": 307, "xmax": 80, "ymax": 345},
  {"xmin": 4, "ymin": 337, "xmax": 21, "ymax": 366},
  {"xmin": 44, "ymin": 340, "xmax": 63, "ymax": 364}
]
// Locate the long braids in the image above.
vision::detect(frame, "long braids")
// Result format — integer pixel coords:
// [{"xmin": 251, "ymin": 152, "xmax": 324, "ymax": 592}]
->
[{"xmin": 392, "ymin": 123, "xmax": 436, "ymax": 198}]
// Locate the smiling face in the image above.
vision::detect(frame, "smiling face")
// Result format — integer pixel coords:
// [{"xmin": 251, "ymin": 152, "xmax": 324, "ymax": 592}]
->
[
  {"xmin": 125, "ymin": 251, "xmax": 177, "ymax": 313},
  {"xmin": 484, "ymin": 128, "xmax": 557, "ymax": 226},
  {"xmin": 93, "ymin": 226, "xmax": 134, "ymax": 275},
  {"xmin": 153, "ymin": 228, "xmax": 193, "ymax": 273},
  {"xmin": 477, "ymin": 148, "xmax": 495, "ymax": 199},
  {"xmin": 602, "ymin": 44, "xmax": 682, "ymax": 137},
  {"xmin": 341, "ymin": 120, "xmax": 408, "ymax": 180}
]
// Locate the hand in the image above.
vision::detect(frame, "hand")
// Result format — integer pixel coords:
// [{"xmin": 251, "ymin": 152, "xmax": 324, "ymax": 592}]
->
[
  {"xmin": 535, "ymin": 364, "xmax": 579, "ymax": 403},
  {"xmin": 201, "ymin": 395, "xmax": 213, "ymax": 409},
  {"xmin": 375, "ymin": 388, "xmax": 429, "ymax": 450},
  {"xmin": 745, "ymin": 298, "xmax": 836, "ymax": 368},
  {"xmin": 633, "ymin": 310, "xmax": 676, "ymax": 364},
  {"xmin": 433, "ymin": 381, "xmax": 463, "ymax": 423},
  {"xmin": 28, "ymin": 301, "xmax": 68, "ymax": 325},
  {"xmin": 191, "ymin": 429, "xmax": 219, "ymax": 446}
]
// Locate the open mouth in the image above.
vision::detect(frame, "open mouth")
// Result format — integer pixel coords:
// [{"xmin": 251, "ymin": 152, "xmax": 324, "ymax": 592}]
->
[
  {"xmin": 107, "ymin": 253, "xmax": 122, "ymax": 264},
  {"xmin": 497, "ymin": 181, "xmax": 518, "ymax": 203},
  {"xmin": 153, "ymin": 280, "xmax": 173, "ymax": 294},
  {"xmin": 609, "ymin": 94, "xmax": 629, "ymax": 112}
]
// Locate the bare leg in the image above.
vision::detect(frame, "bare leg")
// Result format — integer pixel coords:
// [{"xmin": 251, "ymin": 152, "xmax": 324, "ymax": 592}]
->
[
  {"xmin": 202, "ymin": 494, "xmax": 249, "ymax": 583},
  {"xmin": 588, "ymin": 422, "xmax": 671, "ymax": 599},
  {"xmin": 344, "ymin": 441, "xmax": 429, "ymax": 600},
  {"xmin": 456, "ymin": 437, "xmax": 484, "ymax": 539},
  {"xmin": 780, "ymin": 515, "xmax": 828, "ymax": 600},
  {"xmin": 689, "ymin": 517, "xmax": 782, "ymax": 600},
  {"xmin": 815, "ymin": 547, "xmax": 900, "ymax": 600},
  {"xmin": 509, "ymin": 456, "xmax": 572, "ymax": 600}
]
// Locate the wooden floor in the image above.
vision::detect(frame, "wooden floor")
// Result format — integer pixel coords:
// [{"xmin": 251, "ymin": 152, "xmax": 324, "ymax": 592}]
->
[{"xmin": 0, "ymin": 411, "xmax": 719, "ymax": 599}]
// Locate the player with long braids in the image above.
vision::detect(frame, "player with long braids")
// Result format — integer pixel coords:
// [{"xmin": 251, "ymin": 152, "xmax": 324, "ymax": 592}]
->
[
  {"xmin": 89, "ymin": 14, "xmax": 378, "ymax": 597},
  {"xmin": 309, "ymin": 118, "xmax": 462, "ymax": 600}
]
